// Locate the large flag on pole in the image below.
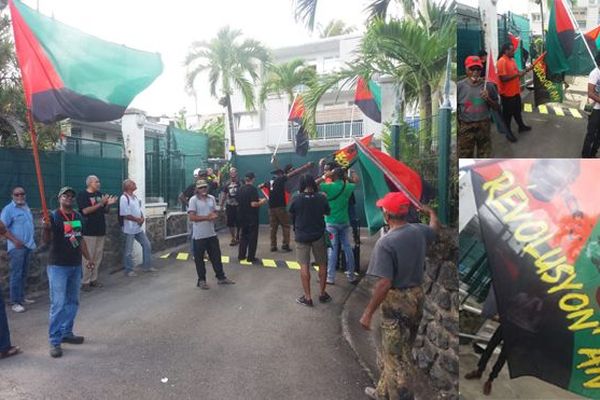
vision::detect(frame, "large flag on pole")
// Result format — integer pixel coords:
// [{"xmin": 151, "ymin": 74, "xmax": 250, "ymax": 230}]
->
[
  {"xmin": 288, "ymin": 95, "xmax": 309, "ymax": 156},
  {"xmin": 333, "ymin": 133, "xmax": 374, "ymax": 168},
  {"xmin": 470, "ymin": 159, "xmax": 600, "ymax": 398},
  {"xmin": 585, "ymin": 25, "xmax": 600, "ymax": 53},
  {"xmin": 355, "ymin": 77, "xmax": 381, "ymax": 123},
  {"xmin": 9, "ymin": 0, "xmax": 163, "ymax": 123},
  {"xmin": 508, "ymin": 33, "xmax": 523, "ymax": 70},
  {"xmin": 355, "ymin": 142, "xmax": 422, "ymax": 234},
  {"xmin": 546, "ymin": 0, "xmax": 577, "ymax": 75}
]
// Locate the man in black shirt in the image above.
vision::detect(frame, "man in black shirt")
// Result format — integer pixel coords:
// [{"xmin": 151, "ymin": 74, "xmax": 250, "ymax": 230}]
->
[
  {"xmin": 220, "ymin": 167, "xmax": 241, "ymax": 246},
  {"xmin": 43, "ymin": 187, "xmax": 95, "ymax": 358},
  {"xmin": 266, "ymin": 168, "xmax": 291, "ymax": 252},
  {"xmin": 76, "ymin": 175, "xmax": 117, "ymax": 291},
  {"xmin": 237, "ymin": 172, "xmax": 267, "ymax": 263}
]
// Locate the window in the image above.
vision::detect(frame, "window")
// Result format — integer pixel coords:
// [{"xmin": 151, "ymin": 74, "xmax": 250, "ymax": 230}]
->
[
  {"xmin": 92, "ymin": 131, "xmax": 107, "ymax": 141},
  {"xmin": 235, "ymin": 112, "xmax": 261, "ymax": 131},
  {"xmin": 70, "ymin": 127, "xmax": 82, "ymax": 137}
]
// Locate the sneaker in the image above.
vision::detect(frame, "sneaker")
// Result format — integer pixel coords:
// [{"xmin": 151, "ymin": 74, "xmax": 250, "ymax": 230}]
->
[
  {"xmin": 247, "ymin": 258, "xmax": 261, "ymax": 264},
  {"xmin": 319, "ymin": 292, "xmax": 332, "ymax": 303},
  {"xmin": 326, "ymin": 280, "xmax": 335, "ymax": 285},
  {"xmin": 61, "ymin": 335, "xmax": 84, "ymax": 345},
  {"xmin": 518, "ymin": 125, "xmax": 532, "ymax": 132},
  {"xmin": 89, "ymin": 281, "xmax": 103, "ymax": 288},
  {"xmin": 296, "ymin": 295, "xmax": 313, "ymax": 307},
  {"xmin": 11, "ymin": 304, "xmax": 25, "ymax": 313},
  {"xmin": 49, "ymin": 345, "xmax": 63, "ymax": 358},
  {"xmin": 270, "ymin": 246, "xmax": 278, "ymax": 252},
  {"xmin": 126, "ymin": 271, "xmax": 138, "ymax": 277},
  {"xmin": 143, "ymin": 267, "xmax": 158, "ymax": 273},
  {"xmin": 281, "ymin": 245, "xmax": 292, "ymax": 252},
  {"xmin": 81, "ymin": 284, "xmax": 92, "ymax": 292},
  {"xmin": 23, "ymin": 298, "xmax": 35, "ymax": 304},
  {"xmin": 198, "ymin": 280, "xmax": 209, "ymax": 290},
  {"xmin": 217, "ymin": 278, "xmax": 236, "ymax": 285},
  {"xmin": 364, "ymin": 387, "xmax": 378, "ymax": 399}
]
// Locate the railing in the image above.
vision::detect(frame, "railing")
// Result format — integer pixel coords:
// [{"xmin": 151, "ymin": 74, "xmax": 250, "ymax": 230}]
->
[
  {"xmin": 287, "ymin": 120, "xmax": 363, "ymax": 141},
  {"xmin": 64, "ymin": 137, "xmax": 123, "ymax": 159}
]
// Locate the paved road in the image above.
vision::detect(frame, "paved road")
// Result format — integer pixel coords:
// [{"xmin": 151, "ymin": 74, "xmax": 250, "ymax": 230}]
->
[{"xmin": 0, "ymin": 228, "xmax": 373, "ymax": 400}]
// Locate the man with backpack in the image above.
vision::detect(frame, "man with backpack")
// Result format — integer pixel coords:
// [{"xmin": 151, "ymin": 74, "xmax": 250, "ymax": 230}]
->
[{"xmin": 119, "ymin": 179, "xmax": 156, "ymax": 277}]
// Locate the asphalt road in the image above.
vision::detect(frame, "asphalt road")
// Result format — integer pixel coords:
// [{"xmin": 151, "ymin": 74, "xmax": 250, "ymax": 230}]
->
[{"xmin": 0, "ymin": 228, "xmax": 373, "ymax": 400}]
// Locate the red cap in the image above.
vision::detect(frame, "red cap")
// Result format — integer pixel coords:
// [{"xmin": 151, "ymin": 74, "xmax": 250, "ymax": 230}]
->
[
  {"xmin": 464, "ymin": 56, "xmax": 483, "ymax": 69},
  {"xmin": 376, "ymin": 192, "xmax": 411, "ymax": 215}
]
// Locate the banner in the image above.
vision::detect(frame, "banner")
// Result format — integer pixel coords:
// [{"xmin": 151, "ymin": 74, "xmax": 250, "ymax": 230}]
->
[
  {"xmin": 533, "ymin": 56, "xmax": 564, "ymax": 106},
  {"xmin": 471, "ymin": 159, "xmax": 600, "ymax": 398}
]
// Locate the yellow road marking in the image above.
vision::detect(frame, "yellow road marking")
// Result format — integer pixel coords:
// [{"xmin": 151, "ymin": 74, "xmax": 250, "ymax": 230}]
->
[
  {"xmin": 286, "ymin": 261, "xmax": 301, "ymax": 270},
  {"xmin": 221, "ymin": 256, "xmax": 230, "ymax": 263},
  {"xmin": 538, "ymin": 105, "xmax": 548, "ymax": 114},
  {"xmin": 523, "ymin": 103, "xmax": 533, "ymax": 112},
  {"xmin": 553, "ymin": 106, "xmax": 564, "ymax": 116},
  {"xmin": 240, "ymin": 259, "xmax": 252, "ymax": 265},
  {"xmin": 570, "ymin": 108, "xmax": 583, "ymax": 118},
  {"xmin": 176, "ymin": 252, "xmax": 189, "ymax": 261},
  {"xmin": 160, "ymin": 253, "xmax": 170, "ymax": 259},
  {"xmin": 262, "ymin": 259, "xmax": 277, "ymax": 268}
]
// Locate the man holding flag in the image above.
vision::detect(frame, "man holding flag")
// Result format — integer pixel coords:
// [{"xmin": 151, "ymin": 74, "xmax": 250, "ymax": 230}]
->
[{"xmin": 581, "ymin": 52, "xmax": 600, "ymax": 157}]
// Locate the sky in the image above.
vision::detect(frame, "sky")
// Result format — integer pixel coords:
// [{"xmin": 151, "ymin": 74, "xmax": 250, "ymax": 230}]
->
[
  {"xmin": 19, "ymin": 0, "xmax": 389, "ymax": 118},
  {"xmin": 459, "ymin": 0, "xmax": 529, "ymax": 16}
]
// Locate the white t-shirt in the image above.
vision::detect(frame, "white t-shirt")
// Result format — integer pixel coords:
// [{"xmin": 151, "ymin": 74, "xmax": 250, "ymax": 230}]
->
[
  {"xmin": 589, "ymin": 68, "xmax": 600, "ymax": 110},
  {"xmin": 188, "ymin": 194, "xmax": 217, "ymax": 239},
  {"xmin": 119, "ymin": 193, "xmax": 143, "ymax": 235}
]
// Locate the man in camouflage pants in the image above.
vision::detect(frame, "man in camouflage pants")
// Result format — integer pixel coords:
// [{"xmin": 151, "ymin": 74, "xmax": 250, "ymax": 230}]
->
[
  {"xmin": 458, "ymin": 55, "xmax": 506, "ymax": 158},
  {"xmin": 360, "ymin": 192, "xmax": 440, "ymax": 400}
]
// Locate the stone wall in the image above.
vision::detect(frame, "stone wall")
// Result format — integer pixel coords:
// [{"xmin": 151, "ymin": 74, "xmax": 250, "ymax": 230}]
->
[
  {"xmin": 413, "ymin": 227, "xmax": 459, "ymax": 399},
  {"xmin": 0, "ymin": 209, "xmax": 188, "ymax": 297}
]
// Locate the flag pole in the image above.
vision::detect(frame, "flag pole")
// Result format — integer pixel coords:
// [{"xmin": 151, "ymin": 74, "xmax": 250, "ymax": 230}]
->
[
  {"xmin": 348, "ymin": 104, "xmax": 355, "ymax": 138},
  {"xmin": 563, "ymin": 0, "xmax": 599, "ymax": 70},
  {"xmin": 353, "ymin": 136, "xmax": 422, "ymax": 209},
  {"xmin": 271, "ymin": 92, "xmax": 299, "ymax": 166},
  {"xmin": 26, "ymin": 109, "xmax": 50, "ymax": 223}
]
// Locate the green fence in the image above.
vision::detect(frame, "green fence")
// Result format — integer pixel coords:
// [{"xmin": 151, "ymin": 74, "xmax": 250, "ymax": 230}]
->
[{"xmin": 0, "ymin": 142, "xmax": 126, "ymax": 210}]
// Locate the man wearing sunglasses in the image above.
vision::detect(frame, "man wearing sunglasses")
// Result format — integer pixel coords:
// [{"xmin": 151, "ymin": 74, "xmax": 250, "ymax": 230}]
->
[
  {"xmin": 1, "ymin": 186, "xmax": 36, "ymax": 313},
  {"xmin": 458, "ymin": 55, "xmax": 504, "ymax": 158}
]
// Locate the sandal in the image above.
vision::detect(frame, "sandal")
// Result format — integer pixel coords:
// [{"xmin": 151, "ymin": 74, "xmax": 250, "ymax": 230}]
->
[{"xmin": 0, "ymin": 346, "xmax": 21, "ymax": 359}]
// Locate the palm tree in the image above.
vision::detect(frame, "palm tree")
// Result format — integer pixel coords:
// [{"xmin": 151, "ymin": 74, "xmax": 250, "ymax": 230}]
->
[
  {"xmin": 259, "ymin": 59, "xmax": 316, "ymax": 105},
  {"xmin": 184, "ymin": 26, "xmax": 270, "ymax": 155},
  {"xmin": 318, "ymin": 20, "xmax": 356, "ymax": 38}
]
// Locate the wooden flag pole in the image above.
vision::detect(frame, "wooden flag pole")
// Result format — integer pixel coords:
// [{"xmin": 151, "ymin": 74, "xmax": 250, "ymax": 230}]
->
[
  {"xmin": 353, "ymin": 136, "xmax": 422, "ymax": 209},
  {"xmin": 26, "ymin": 109, "xmax": 50, "ymax": 223}
]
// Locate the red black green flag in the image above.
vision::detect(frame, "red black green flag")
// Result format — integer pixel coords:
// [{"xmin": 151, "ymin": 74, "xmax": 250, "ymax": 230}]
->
[
  {"xmin": 470, "ymin": 159, "xmax": 600, "ymax": 398},
  {"xmin": 288, "ymin": 95, "xmax": 309, "ymax": 156},
  {"xmin": 9, "ymin": 0, "xmax": 163, "ymax": 123},
  {"xmin": 585, "ymin": 25, "xmax": 600, "ymax": 53},
  {"xmin": 355, "ymin": 77, "xmax": 381, "ymax": 123},
  {"xmin": 546, "ymin": 0, "xmax": 577, "ymax": 74}
]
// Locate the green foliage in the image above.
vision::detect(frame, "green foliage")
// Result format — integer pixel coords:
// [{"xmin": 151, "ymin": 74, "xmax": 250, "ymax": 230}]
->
[
  {"xmin": 259, "ymin": 59, "xmax": 316, "ymax": 105},
  {"xmin": 317, "ymin": 20, "xmax": 356, "ymax": 38},
  {"xmin": 199, "ymin": 116, "xmax": 225, "ymax": 158},
  {"xmin": 175, "ymin": 108, "xmax": 187, "ymax": 129}
]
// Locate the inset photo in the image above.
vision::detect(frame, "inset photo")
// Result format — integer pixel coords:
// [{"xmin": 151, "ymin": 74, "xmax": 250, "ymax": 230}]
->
[
  {"xmin": 458, "ymin": 0, "xmax": 599, "ymax": 158},
  {"xmin": 459, "ymin": 158, "xmax": 600, "ymax": 399}
]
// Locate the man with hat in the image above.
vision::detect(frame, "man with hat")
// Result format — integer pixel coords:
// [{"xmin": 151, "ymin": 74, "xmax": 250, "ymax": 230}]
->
[
  {"xmin": 237, "ymin": 172, "xmax": 267, "ymax": 263},
  {"xmin": 360, "ymin": 192, "xmax": 440, "ymax": 400},
  {"xmin": 188, "ymin": 179, "xmax": 235, "ymax": 289},
  {"xmin": 266, "ymin": 168, "xmax": 291, "ymax": 252},
  {"xmin": 42, "ymin": 187, "xmax": 96, "ymax": 358},
  {"xmin": 458, "ymin": 55, "xmax": 506, "ymax": 158}
]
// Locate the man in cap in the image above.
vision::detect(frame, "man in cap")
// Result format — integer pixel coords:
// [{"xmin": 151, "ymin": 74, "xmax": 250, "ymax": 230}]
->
[
  {"xmin": 42, "ymin": 187, "xmax": 96, "ymax": 358},
  {"xmin": 1, "ymin": 186, "xmax": 36, "ymax": 312},
  {"xmin": 360, "ymin": 192, "xmax": 440, "ymax": 400},
  {"xmin": 188, "ymin": 179, "xmax": 235, "ymax": 289},
  {"xmin": 237, "ymin": 172, "xmax": 267, "ymax": 263},
  {"xmin": 220, "ymin": 167, "xmax": 241, "ymax": 246},
  {"xmin": 458, "ymin": 55, "xmax": 506, "ymax": 158},
  {"xmin": 266, "ymin": 168, "xmax": 292, "ymax": 252},
  {"xmin": 0, "ymin": 220, "xmax": 21, "ymax": 359},
  {"xmin": 179, "ymin": 168, "xmax": 205, "ymax": 211}
]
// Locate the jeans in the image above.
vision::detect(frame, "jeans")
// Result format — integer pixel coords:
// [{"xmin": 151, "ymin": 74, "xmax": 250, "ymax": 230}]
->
[
  {"xmin": 9, "ymin": 247, "xmax": 31, "ymax": 304},
  {"xmin": 501, "ymin": 94, "xmax": 526, "ymax": 133},
  {"xmin": 582, "ymin": 109, "xmax": 600, "ymax": 157},
  {"xmin": 193, "ymin": 236, "xmax": 226, "ymax": 282},
  {"xmin": 47, "ymin": 265, "xmax": 82, "ymax": 346},
  {"xmin": 326, "ymin": 223, "xmax": 355, "ymax": 281},
  {"xmin": 123, "ymin": 231, "xmax": 152, "ymax": 272},
  {"xmin": 0, "ymin": 285, "xmax": 11, "ymax": 352},
  {"xmin": 238, "ymin": 223, "xmax": 259, "ymax": 260}
]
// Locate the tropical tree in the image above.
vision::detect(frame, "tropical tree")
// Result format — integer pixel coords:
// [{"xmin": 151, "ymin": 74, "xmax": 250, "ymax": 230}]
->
[
  {"xmin": 259, "ymin": 59, "xmax": 316, "ymax": 105},
  {"xmin": 199, "ymin": 116, "xmax": 225, "ymax": 158},
  {"xmin": 318, "ymin": 19, "xmax": 356, "ymax": 38},
  {"xmin": 184, "ymin": 26, "xmax": 270, "ymax": 155}
]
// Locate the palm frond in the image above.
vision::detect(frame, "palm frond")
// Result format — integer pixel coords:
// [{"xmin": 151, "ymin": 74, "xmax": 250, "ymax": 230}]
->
[{"xmin": 293, "ymin": 0, "xmax": 318, "ymax": 31}]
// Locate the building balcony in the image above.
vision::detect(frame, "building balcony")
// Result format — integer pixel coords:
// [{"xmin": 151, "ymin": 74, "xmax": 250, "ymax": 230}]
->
[{"xmin": 287, "ymin": 120, "xmax": 363, "ymax": 141}]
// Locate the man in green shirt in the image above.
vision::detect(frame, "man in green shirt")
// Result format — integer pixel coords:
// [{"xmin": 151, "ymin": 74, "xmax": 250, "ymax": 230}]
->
[{"xmin": 319, "ymin": 167, "xmax": 358, "ymax": 284}]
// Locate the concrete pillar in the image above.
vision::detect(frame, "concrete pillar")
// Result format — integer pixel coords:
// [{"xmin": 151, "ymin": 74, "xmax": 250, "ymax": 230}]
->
[
  {"xmin": 121, "ymin": 108, "xmax": 146, "ymax": 265},
  {"xmin": 479, "ymin": 0, "xmax": 498, "ymax": 60}
]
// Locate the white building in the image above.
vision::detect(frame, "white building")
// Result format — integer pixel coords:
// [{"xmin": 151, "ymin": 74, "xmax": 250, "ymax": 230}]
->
[
  {"xmin": 227, "ymin": 34, "xmax": 394, "ymax": 156},
  {"xmin": 527, "ymin": 0, "xmax": 600, "ymax": 36}
]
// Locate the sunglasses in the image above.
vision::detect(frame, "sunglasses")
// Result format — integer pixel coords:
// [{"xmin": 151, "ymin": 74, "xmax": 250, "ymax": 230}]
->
[{"xmin": 13, "ymin": 192, "xmax": 26, "ymax": 197}]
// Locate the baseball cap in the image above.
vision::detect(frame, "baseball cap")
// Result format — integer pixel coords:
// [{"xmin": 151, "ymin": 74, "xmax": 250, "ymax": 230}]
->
[
  {"xmin": 376, "ymin": 192, "xmax": 411, "ymax": 215},
  {"xmin": 245, "ymin": 172, "xmax": 256, "ymax": 179},
  {"xmin": 196, "ymin": 180, "xmax": 208, "ymax": 188},
  {"xmin": 193, "ymin": 168, "xmax": 201, "ymax": 178},
  {"xmin": 464, "ymin": 55, "xmax": 483, "ymax": 69},
  {"xmin": 58, "ymin": 186, "xmax": 76, "ymax": 197}
]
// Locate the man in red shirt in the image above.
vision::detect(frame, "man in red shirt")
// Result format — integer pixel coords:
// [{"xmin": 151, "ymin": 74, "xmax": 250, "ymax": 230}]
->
[{"xmin": 497, "ymin": 43, "xmax": 533, "ymax": 135}]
